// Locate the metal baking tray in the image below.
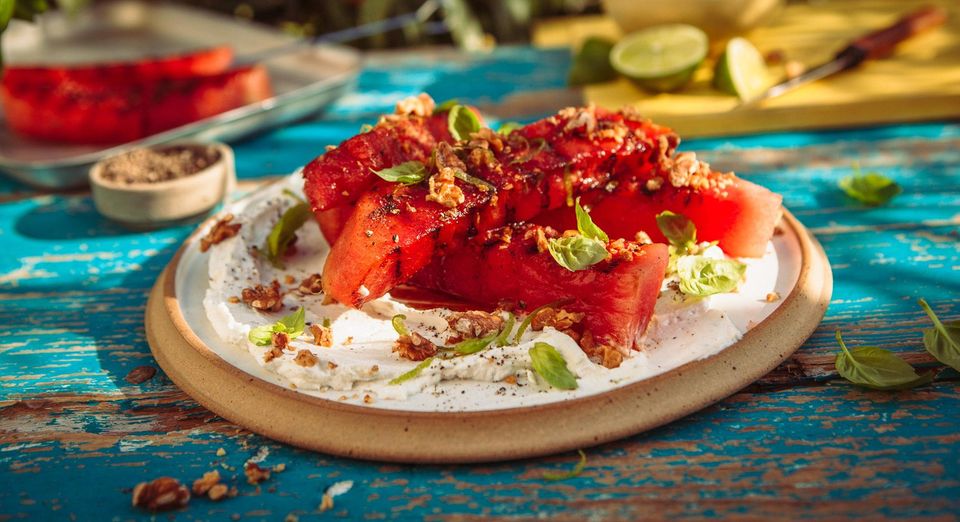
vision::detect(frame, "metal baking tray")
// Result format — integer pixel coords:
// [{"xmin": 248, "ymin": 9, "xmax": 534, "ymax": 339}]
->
[{"xmin": 0, "ymin": 1, "xmax": 361, "ymax": 190}]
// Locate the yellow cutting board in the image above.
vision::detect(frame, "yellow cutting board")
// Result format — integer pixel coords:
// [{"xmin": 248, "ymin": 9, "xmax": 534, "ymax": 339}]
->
[{"xmin": 533, "ymin": 0, "xmax": 960, "ymax": 137}]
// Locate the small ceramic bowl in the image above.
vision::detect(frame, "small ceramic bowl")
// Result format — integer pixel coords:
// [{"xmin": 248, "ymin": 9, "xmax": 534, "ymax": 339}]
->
[{"xmin": 90, "ymin": 142, "xmax": 236, "ymax": 230}]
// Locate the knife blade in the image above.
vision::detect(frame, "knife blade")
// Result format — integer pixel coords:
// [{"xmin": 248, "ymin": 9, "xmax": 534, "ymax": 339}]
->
[{"xmin": 741, "ymin": 5, "xmax": 948, "ymax": 105}]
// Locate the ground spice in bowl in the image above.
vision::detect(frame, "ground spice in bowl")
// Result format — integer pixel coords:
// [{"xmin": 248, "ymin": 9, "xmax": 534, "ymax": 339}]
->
[{"xmin": 99, "ymin": 145, "xmax": 221, "ymax": 185}]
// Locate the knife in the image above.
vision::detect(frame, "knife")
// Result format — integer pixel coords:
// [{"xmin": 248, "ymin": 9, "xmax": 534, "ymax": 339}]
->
[{"xmin": 742, "ymin": 5, "xmax": 948, "ymax": 105}]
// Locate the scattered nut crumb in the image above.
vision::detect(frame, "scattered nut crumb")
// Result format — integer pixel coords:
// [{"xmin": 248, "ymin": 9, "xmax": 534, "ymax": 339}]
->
[
  {"xmin": 503, "ymin": 375, "xmax": 517, "ymax": 385},
  {"xmin": 294, "ymin": 349, "xmax": 318, "ymax": 367},
  {"xmin": 192, "ymin": 470, "xmax": 221, "ymax": 496},
  {"xmin": 125, "ymin": 365, "xmax": 157, "ymax": 385},
  {"xmin": 272, "ymin": 331, "xmax": 290, "ymax": 350},
  {"xmin": 241, "ymin": 281, "xmax": 284, "ymax": 312},
  {"xmin": 363, "ymin": 394, "xmax": 374, "ymax": 404},
  {"xmin": 208, "ymin": 484, "xmax": 229, "ymax": 502},
  {"xmin": 393, "ymin": 332, "xmax": 438, "ymax": 361},
  {"xmin": 228, "ymin": 296, "xmax": 241, "ymax": 304},
  {"xmin": 530, "ymin": 307, "xmax": 584, "ymax": 332},
  {"xmin": 766, "ymin": 292, "xmax": 781, "ymax": 302},
  {"xmin": 216, "ymin": 448, "xmax": 226, "ymax": 457},
  {"xmin": 284, "ymin": 275, "xmax": 296, "ymax": 285},
  {"xmin": 310, "ymin": 324, "xmax": 333, "ymax": 347},
  {"xmin": 200, "ymin": 214, "xmax": 241, "ymax": 252},
  {"xmin": 132, "ymin": 477, "xmax": 190, "ymax": 512},
  {"xmin": 298, "ymin": 273, "xmax": 323, "ymax": 294},
  {"xmin": 446, "ymin": 311, "xmax": 504, "ymax": 343},
  {"xmin": 244, "ymin": 462, "xmax": 271, "ymax": 485},
  {"xmin": 273, "ymin": 463, "xmax": 286, "ymax": 473},
  {"xmin": 328, "ymin": 361, "xmax": 338, "ymax": 370}
]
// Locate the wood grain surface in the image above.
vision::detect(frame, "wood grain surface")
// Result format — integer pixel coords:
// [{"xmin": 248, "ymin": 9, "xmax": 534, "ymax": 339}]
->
[{"xmin": 1, "ymin": 47, "xmax": 959, "ymax": 520}]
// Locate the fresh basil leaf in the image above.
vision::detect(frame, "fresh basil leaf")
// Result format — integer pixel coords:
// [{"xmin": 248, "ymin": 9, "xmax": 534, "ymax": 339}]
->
[
  {"xmin": 919, "ymin": 298, "xmax": 960, "ymax": 372},
  {"xmin": 452, "ymin": 332, "xmax": 498, "ymax": 355},
  {"xmin": 264, "ymin": 202, "xmax": 311, "ymax": 269},
  {"xmin": 248, "ymin": 325, "xmax": 274, "ymax": 347},
  {"xmin": 372, "ymin": 161, "xmax": 428, "ymax": 185},
  {"xmin": 391, "ymin": 314, "xmax": 409, "ymax": 337},
  {"xmin": 495, "ymin": 312, "xmax": 516, "ymax": 347},
  {"xmin": 834, "ymin": 330, "xmax": 934, "ymax": 390},
  {"xmin": 436, "ymin": 98, "xmax": 459, "ymax": 112},
  {"xmin": 676, "ymin": 255, "xmax": 746, "ymax": 296},
  {"xmin": 574, "ymin": 197, "xmax": 608, "ymax": 242},
  {"xmin": 548, "ymin": 236, "xmax": 608, "ymax": 272},
  {"xmin": 448, "ymin": 104, "xmax": 481, "ymax": 141},
  {"xmin": 543, "ymin": 450, "xmax": 587, "ymax": 481},
  {"xmin": 389, "ymin": 357, "xmax": 434, "ymax": 385},
  {"xmin": 529, "ymin": 342, "xmax": 578, "ymax": 390},
  {"xmin": 656, "ymin": 210, "xmax": 696, "ymax": 250},
  {"xmin": 839, "ymin": 163, "xmax": 901, "ymax": 206},
  {"xmin": 497, "ymin": 121, "xmax": 522, "ymax": 136},
  {"xmin": 568, "ymin": 36, "xmax": 617, "ymax": 86},
  {"xmin": 277, "ymin": 306, "xmax": 305, "ymax": 337},
  {"xmin": 515, "ymin": 299, "xmax": 570, "ymax": 344}
]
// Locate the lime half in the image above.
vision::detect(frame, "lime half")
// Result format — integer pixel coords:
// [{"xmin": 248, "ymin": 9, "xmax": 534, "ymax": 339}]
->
[
  {"xmin": 713, "ymin": 37, "xmax": 769, "ymax": 100},
  {"xmin": 610, "ymin": 24, "xmax": 708, "ymax": 93}
]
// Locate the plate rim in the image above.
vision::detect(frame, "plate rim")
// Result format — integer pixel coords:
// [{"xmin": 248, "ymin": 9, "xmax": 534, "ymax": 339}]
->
[{"xmin": 147, "ymin": 194, "xmax": 832, "ymax": 462}]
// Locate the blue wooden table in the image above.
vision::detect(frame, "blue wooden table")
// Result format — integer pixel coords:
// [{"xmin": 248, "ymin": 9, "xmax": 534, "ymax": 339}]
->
[{"xmin": 2, "ymin": 47, "xmax": 959, "ymax": 521}]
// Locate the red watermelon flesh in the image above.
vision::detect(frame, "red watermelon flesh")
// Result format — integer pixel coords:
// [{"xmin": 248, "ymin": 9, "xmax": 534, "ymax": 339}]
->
[
  {"xmin": 412, "ymin": 223, "xmax": 669, "ymax": 350},
  {"xmin": 536, "ymin": 162, "xmax": 783, "ymax": 258}
]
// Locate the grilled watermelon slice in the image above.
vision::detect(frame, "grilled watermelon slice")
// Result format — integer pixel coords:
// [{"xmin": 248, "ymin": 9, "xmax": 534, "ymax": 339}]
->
[
  {"xmin": 412, "ymin": 224, "xmax": 669, "ymax": 349},
  {"xmin": 1, "ymin": 64, "xmax": 271, "ymax": 144},
  {"xmin": 536, "ymin": 166, "xmax": 782, "ymax": 258}
]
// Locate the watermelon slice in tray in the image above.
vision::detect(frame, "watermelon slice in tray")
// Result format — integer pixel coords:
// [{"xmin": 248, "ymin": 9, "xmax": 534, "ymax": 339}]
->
[
  {"xmin": 297, "ymin": 95, "xmax": 784, "ymax": 364},
  {"xmin": 0, "ymin": 46, "xmax": 273, "ymax": 144}
]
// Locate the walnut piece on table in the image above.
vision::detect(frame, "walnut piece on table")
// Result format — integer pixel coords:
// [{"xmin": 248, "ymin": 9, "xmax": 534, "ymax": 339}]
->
[
  {"xmin": 191, "ymin": 470, "xmax": 220, "ymax": 496},
  {"xmin": 244, "ymin": 462, "xmax": 271, "ymax": 485},
  {"xmin": 132, "ymin": 477, "xmax": 190, "ymax": 511}
]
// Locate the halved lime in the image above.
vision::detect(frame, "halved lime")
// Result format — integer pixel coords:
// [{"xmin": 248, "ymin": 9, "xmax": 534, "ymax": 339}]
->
[
  {"xmin": 610, "ymin": 24, "xmax": 708, "ymax": 93},
  {"xmin": 713, "ymin": 37, "xmax": 769, "ymax": 100}
]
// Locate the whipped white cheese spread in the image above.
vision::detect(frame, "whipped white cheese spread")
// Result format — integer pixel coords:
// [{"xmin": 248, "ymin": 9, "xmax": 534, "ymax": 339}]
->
[{"xmin": 199, "ymin": 175, "xmax": 776, "ymax": 409}]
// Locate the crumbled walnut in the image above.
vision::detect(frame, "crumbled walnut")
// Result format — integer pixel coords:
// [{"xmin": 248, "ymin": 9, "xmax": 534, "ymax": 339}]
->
[
  {"xmin": 216, "ymin": 448, "xmax": 226, "ymax": 457},
  {"xmin": 244, "ymin": 462, "xmax": 271, "ymax": 485},
  {"xmin": 263, "ymin": 344, "xmax": 284, "ymax": 363},
  {"xmin": 294, "ymin": 349, "xmax": 318, "ymax": 367},
  {"xmin": 530, "ymin": 307, "xmax": 584, "ymax": 332},
  {"xmin": 283, "ymin": 275, "xmax": 295, "ymax": 285},
  {"xmin": 766, "ymin": 292, "xmax": 781, "ymax": 302},
  {"xmin": 579, "ymin": 330, "xmax": 597, "ymax": 355},
  {"xmin": 228, "ymin": 296, "xmax": 241, "ymax": 304},
  {"xmin": 319, "ymin": 493, "xmax": 334, "ymax": 512},
  {"xmin": 601, "ymin": 346, "xmax": 623, "ymax": 369},
  {"xmin": 446, "ymin": 311, "xmax": 504, "ymax": 343},
  {"xmin": 241, "ymin": 281, "xmax": 283, "ymax": 312},
  {"xmin": 298, "ymin": 273, "xmax": 323, "ymax": 294},
  {"xmin": 363, "ymin": 394, "xmax": 373, "ymax": 404},
  {"xmin": 200, "ymin": 214, "xmax": 241, "ymax": 252},
  {"xmin": 562, "ymin": 105, "xmax": 598, "ymax": 135},
  {"xmin": 328, "ymin": 361, "xmax": 338, "ymax": 370},
  {"xmin": 426, "ymin": 144, "xmax": 467, "ymax": 208},
  {"xmin": 272, "ymin": 331, "xmax": 290, "ymax": 350},
  {"xmin": 503, "ymin": 375, "xmax": 517, "ymax": 385},
  {"xmin": 524, "ymin": 226, "xmax": 553, "ymax": 253},
  {"xmin": 192, "ymin": 471, "xmax": 220, "ymax": 496},
  {"xmin": 273, "ymin": 463, "xmax": 286, "ymax": 472},
  {"xmin": 132, "ymin": 477, "xmax": 190, "ymax": 512},
  {"xmin": 325, "ymin": 144, "xmax": 336, "ymax": 152},
  {"xmin": 310, "ymin": 324, "xmax": 333, "ymax": 347},
  {"xmin": 394, "ymin": 93, "xmax": 435, "ymax": 116},
  {"xmin": 645, "ymin": 176, "xmax": 664, "ymax": 192},
  {"xmin": 393, "ymin": 332, "xmax": 438, "ymax": 361},
  {"xmin": 207, "ymin": 484, "xmax": 229, "ymax": 502}
]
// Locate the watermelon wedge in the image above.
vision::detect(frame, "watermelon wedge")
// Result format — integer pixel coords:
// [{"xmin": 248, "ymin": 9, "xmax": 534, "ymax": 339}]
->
[
  {"xmin": 412, "ymin": 223, "xmax": 669, "ymax": 350},
  {"xmin": 1, "ymin": 64, "xmax": 271, "ymax": 144},
  {"xmin": 536, "ymin": 157, "xmax": 783, "ymax": 258},
  {"xmin": 319, "ymin": 107, "xmax": 678, "ymax": 307}
]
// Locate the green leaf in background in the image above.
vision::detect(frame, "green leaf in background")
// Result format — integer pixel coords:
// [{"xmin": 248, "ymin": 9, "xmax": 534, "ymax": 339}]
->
[
  {"xmin": 389, "ymin": 357, "xmax": 434, "ymax": 385},
  {"xmin": 448, "ymin": 104, "xmax": 482, "ymax": 140},
  {"xmin": 372, "ymin": 161, "xmax": 428, "ymax": 185},
  {"xmin": 676, "ymin": 255, "xmax": 745, "ymax": 296},
  {"xmin": 263, "ymin": 202, "xmax": 311, "ymax": 268},
  {"xmin": 0, "ymin": 0, "xmax": 15, "ymax": 29},
  {"xmin": 839, "ymin": 163, "xmax": 902, "ymax": 206},
  {"xmin": 834, "ymin": 330, "xmax": 934, "ymax": 391},
  {"xmin": 529, "ymin": 342, "xmax": 578, "ymax": 390},
  {"xmin": 574, "ymin": 197, "xmax": 608, "ymax": 242},
  {"xmin": 547, "ymin": 236, "xmax": 608, "ymax": 272},
  {"xmin": 568, "ymin": 36, "xmax": 617, "ymax": 86},
  {"xmin": 543, "ymin": 449, "xmax": 587, "ymax": 481},
  {"xmin": 918, "ymin": 298, "xmax": 960, "ymax": 372}
]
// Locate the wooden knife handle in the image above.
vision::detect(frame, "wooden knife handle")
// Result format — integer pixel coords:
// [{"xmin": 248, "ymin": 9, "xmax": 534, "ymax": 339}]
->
[{"xmin": 848, "ymin": 5, "xmax": 948, "ymax": 60}]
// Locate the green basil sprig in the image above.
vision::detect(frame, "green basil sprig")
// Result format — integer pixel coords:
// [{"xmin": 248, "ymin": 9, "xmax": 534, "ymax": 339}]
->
[
  {"xmin": 448, "ymin": 104, "xmax": 481, "ymax": 141},
  {"xmin": 372, "ymin": 161, "xmax": 428, "ymax": 185},
  {"xmin": 529, "ymin": 342, "xmax": 578, "ymax": 390},
  {"xmin": 919, "ymin": 299, "xmax": 960, "ymax": 372},
  {"xmin": 839, "ymin": 162, "xmax": 902, "ymax": 206},
  {"xmin": 248, "ymin": 307, "xmax": 305, "ymax": 347},
  {"xmin": 547, "ymin": 198, "xmax": 609, "ymax": 272},
  {"xmin": 834, "ymin": 330, "xmax": 934, "ymax": 391},
  {"xmin": 676, "ymin": 255, "xmax": 746, "ymax": 297},
  {"xmin": 264, "ymin": 202, "xmax": 311, "ymax": 269}
]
